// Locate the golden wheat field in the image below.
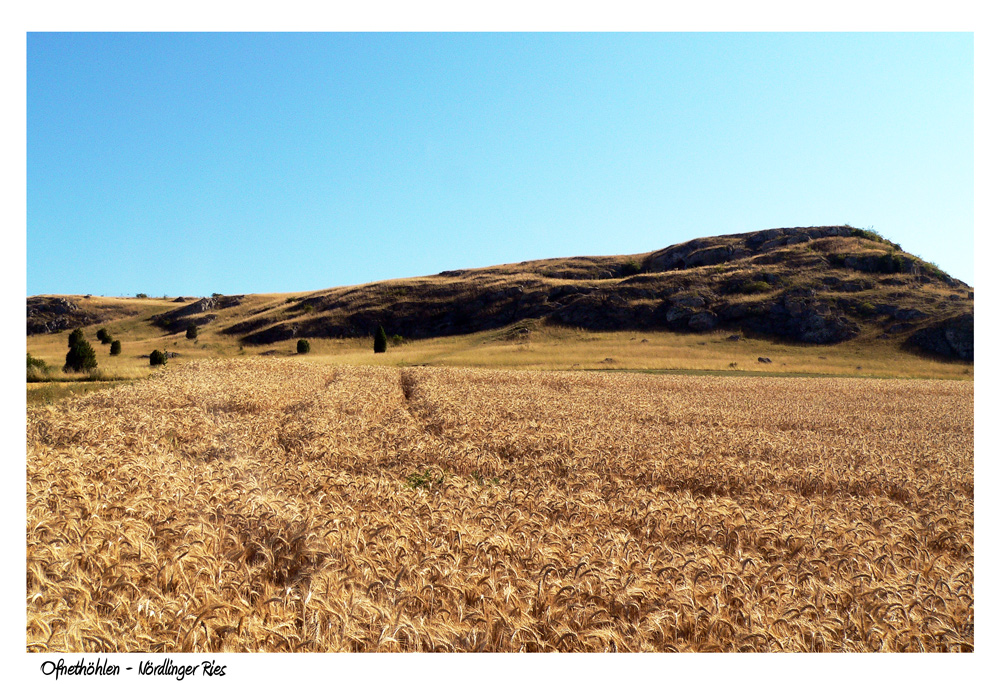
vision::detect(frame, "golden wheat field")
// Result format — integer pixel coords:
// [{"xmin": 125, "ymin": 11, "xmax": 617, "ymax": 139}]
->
[{"xmin": 26, "ymin": 358, "xmax": 973, "ymax": 652}]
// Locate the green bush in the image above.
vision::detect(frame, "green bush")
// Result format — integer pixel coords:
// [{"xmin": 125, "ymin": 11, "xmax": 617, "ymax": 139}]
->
[
  {"xmin": 922, "ymin": 261, "xmax": 946, "ymax": 281},
  {"xmin": 186, "ymin": 323, "xmax": 198, "ymax": 340},
  {"xmin": 374, "ymin": 325, "xmax": 388, "ymax": 354},
  {"xmin": 856, "ymin": 301, "xmax": 876, "ymax": 317},
  {"xmin": 620, "ymin": 260, "xmax": 642, "ymax": 277},
  {"xmin": 850, "ymin": 227, "xmax": 902, "ymax": 251},
  {"xmin": 297, "ymin": 339, "xmax": 310, "ymax": 354},
  {"xmin": 27, "ymin": 353, "xmax": 48, "ymax": 381},
  {"xmin": 149, "ymin": 349, "xmax": 167, "ymax": 366},
  {"xmin": 877, "ymin": 253, "xmax": 907, "ymax": 274},
  {"xmin": 110, "ymin": 340, "xmax": 122, "ymax": 356},
  {"xmin": 390, "ymin": 334, "xmax": 404, "ymax": 347},
  {"xmin": 68, "ymin": 328, "xmax": 85, "ymax": 348},
  {"xmin": 136, "ymin": 293, "xmax": 148, "ymax": 299},
  {"xmin": 64, "ymin": 339, "xmax": 98, "ymax": 373},
  {"xmin": 739, "ymin": 280, "xmax": 772, "ymax": 294},
  {"xmin": 96, "ymin": 328, "xmax": 112, "ymax": 344}
]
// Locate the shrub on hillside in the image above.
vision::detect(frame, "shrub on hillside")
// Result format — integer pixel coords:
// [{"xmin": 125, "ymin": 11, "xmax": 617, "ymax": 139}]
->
[
  {"xmin": 390, "ymin": 334, "xmax": 404, "ymax": 347},
  {"xmin": 620, "ymin": 260, "xmax": 643, "ymax": 277},
  {"xmin": 850, "ymin": 227, "xmax": 902, "ymax": 251},
  {"xmin": 149, "ymin": 349, "xmax": 167, "ymax": 366},
  {"xmin": 64, "ymin": 339, "xmax": 98, "ymax": 373},
  {"xmin": 97, "ymin": 328, "xmax": 112, "ymax": 344},
  {"xmin": 297, "ymin": 339, "xmax": 310, "ymax": 354},
  {"xmin": 110, "ymin": 340, "xmax": 122, "ymax": 356},
  {"xmin": 186, "ymin": 324, "xmax": 198, "ymax": 340},
  {"xmin": 374, "ymin": 325, "xmax": 388, "ymax": 354},
  {"xmin": 739, "ymin": 280, "xmax": 772, "ymax": 294},
  {"xmin": 136, "ymin": 293, "xmax": 148, "ymax": 299},
  {"xmin": 922, "ymin": 261, "xmax": 946, "ymax": 281},
  {"xmin": 877, "ymin": 253, "xmax": 908, "ymax": 275},
  {"xmin": 27, "ymin": 353, "xmax": 48, "ymax": 381},
  {"xmin": 856, "ymin": 301, "xmax": 877, "ymax": 318},
  {"xmin": 68, "ymin": 328, "xmax": 85, "ymax": 348}
]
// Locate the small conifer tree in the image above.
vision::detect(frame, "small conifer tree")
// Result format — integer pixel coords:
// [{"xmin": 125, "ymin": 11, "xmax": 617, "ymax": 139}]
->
[
  {"xmin": 149, "ymin": 349, "xmax": 167, "ymax": 366},
  {"xmin": 97, "ymin": 328, "xmax": 111, "ymax": 344},
  {"xmin": 374, "ymin": 325, "xmax": 388, "ymax": 354},
  {"xmin": 186, "ymin": 323, "xmax": 198, "ymax": 340},
  {"xmin": 64, "ymin": 339, "xmax": 98, "ymax": 373},
  {"xmin": 68, "ymin": 328, "xmax": 85, "ymax": 348},
  {"xmin": 110, "ymin": 340, "xmax": 122, "ymax": 356},
  {"xmin": 297, "ymin": 339, "xmax": 310, "ymax": 354}
]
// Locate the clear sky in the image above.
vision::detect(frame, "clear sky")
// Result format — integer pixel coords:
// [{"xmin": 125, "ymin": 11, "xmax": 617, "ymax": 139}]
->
[{"xmin": 27, "ymin": 32, "xmax": 973, "ymax": 296}]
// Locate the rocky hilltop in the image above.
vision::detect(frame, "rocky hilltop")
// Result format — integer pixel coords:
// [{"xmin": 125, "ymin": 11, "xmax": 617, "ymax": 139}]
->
[
  {"xmin": 27, "ymin": 226, "xmax": 974, "ymax": 360},
  {"xmin": 26, "ymin": 297, "xmax": 138, "ymax": 336},
  {"xmin": 223, "ymin": 226, "xmax": 973, "ymax": 359}
]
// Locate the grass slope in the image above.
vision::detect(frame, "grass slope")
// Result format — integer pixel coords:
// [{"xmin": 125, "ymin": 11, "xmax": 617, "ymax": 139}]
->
[{"xmin": 27, "ymin": 226, "xmax": 973, "ymax": 402}]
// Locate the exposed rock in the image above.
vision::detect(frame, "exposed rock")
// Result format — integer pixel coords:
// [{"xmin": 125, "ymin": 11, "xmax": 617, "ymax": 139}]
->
[
  {"xmin": 906, "ymin": 314, "xmax": 974, "ymax": 361},
  {"xmin": 26, "ymin": 296, "xmax": 133, "ymax": 335},
  {"xmin": 670, "ymin": 293, "xmax": 706, "ymax": 308},
  {"xmin": 758, "ymin": 357, "xmax": 772, "ymax": 363},
  {"xmin": 688, "ymin": 311, "xmax": 718, "ymax": 332},
  {"xmin": 745, "ymin": 226, "xmax": 855, "ymax": 251},
  {"xmin": 686, "ymin": 245, "xmax": 751, "ymax": 268},
  {"xmin": 894, "ymin": 308, "xmax": 928, "ymax": 321},
  {"xmin": 665, "ymin": 306, "xmax": 695, "ymax": 324},
  {"xmin": 27, "ymin": 297, "xmax": 86, "ymax": 334}
]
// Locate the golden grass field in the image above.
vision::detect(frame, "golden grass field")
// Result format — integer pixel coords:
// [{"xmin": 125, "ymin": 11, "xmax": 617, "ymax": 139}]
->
[{"xmin": 26, "ymin": 358, "xmax": 973, "ymax": 652}]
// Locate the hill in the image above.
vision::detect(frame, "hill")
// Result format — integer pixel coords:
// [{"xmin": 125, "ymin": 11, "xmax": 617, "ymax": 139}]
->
[{"xmin": 27, "ymin": 225, "xmax": 974, "ymax": 361}]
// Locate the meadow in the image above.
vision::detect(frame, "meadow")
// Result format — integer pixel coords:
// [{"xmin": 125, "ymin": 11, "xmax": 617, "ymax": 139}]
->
[
  {"xmin": 26, "ymin": 295, "xmax": 972, "ymax": 409},
  {"xmin": 27, "ymin": 358, "xmax": 973, "ymax": 652}
]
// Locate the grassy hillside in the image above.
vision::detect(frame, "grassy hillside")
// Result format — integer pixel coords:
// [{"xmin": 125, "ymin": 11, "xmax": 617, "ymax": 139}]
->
[
  {"xmin": 192, "ymin": 225, "xmax": 972, "ymax": 350},
  {"xmin": 27, "ymin": 226, "xmax": 973, "ymax": 399}
]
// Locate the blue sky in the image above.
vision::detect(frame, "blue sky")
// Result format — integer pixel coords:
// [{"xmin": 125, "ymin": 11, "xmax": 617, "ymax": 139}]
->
[{"xmin": 27, "ymin": 32, "xmax": 973, "ymax": 296}]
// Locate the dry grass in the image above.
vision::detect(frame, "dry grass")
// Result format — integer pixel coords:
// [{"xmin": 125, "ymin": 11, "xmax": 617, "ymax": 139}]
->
[
  {"xmin": 27, "ymin": 359, "xmax": 972, "ymax": 652},
  {"xmin": 283, "ymin": 325, "xmax": 972, "ymax": 380}
]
